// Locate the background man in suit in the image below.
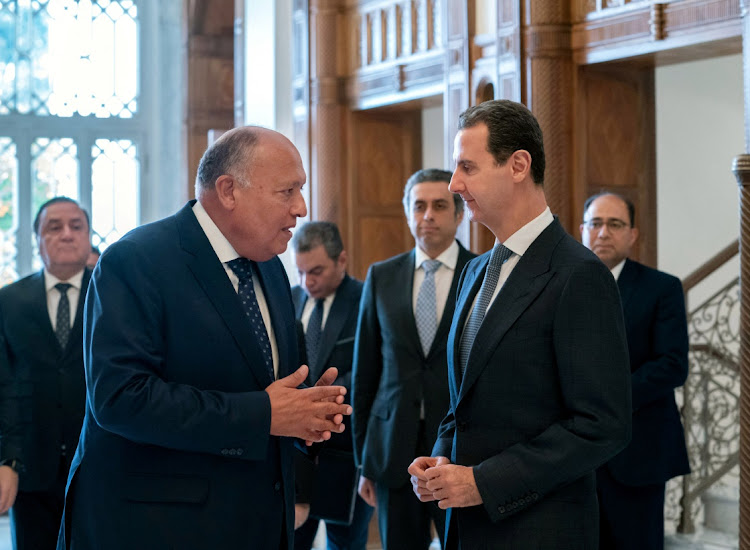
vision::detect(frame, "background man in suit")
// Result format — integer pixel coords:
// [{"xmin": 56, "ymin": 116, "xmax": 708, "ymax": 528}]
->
[
  {"xmin": 581, "ymin": 191, "xmax": 690, "ymax": 550},
  {"xmin": 409, "ymin": 100, "xmax": 631, "ymax": 550},
  {"xmin": 353, "ymin": 168, "xmax": 475, "ymax": 549},
  {"xmin": 57, "ymin": 127, "xmax": 352, "ymax": 550},
  {"xmin": 0, "ymin": 196, "xmax": 91, "ymax": 549},
  {"xmin": 291, "ymin": 221, "xmax": 374, "ymax": 550}
]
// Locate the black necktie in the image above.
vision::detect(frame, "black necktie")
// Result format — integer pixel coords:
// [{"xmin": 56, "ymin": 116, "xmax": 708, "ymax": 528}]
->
[
  {"xmin": 55, "ymin": 283, "xmax": 72, "ymax": 349},
  {"xmin": 227, "ymin": 258, "xmax": 274, "ymax": 380},
  {"xmin": 305, "ymin": 298, "xmax": 325, "ymax": 369}
]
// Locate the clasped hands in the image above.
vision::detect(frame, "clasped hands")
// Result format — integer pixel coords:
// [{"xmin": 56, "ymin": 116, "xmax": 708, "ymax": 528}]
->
[
  {"xmin": 408, "ymin": 456, "xmax": 483, "ymax": 509},
  {"xmin": 266, "ymin": 365, "xmax": 351, "ymax": 445}
]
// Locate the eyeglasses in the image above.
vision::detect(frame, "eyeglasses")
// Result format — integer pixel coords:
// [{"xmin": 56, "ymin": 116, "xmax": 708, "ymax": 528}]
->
[{"xmin": 582, "ymin": 218, "xmax": 630, "ymax": 232}]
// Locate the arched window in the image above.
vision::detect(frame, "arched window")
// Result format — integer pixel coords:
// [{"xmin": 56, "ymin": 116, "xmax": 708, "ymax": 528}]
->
[{"xmin": 0, "ymin": 0, "xmax": 185, "ymax": 285}]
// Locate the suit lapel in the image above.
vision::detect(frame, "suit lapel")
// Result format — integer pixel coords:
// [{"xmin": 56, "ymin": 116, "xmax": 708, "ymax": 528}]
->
[
  {"xmin": 31, "ymin": 271, "xmax": 60, "ymax": 351},
  {"xmin": 396, "ymin": 251, "xmax": 421, "ymax": 356},
  {"xmin": 616, "ymin": 259, "xmax": 638, "ymax": 312},
  {"xmin": 256, "ymin": 260, "xmax": 292, "ymax": 379},
  {"xmin": 427, "ymin": 244, "xmax": 473, "ymax": 359},
  {"xmin": 313, "ymin": 275, "xmax": 354, "ymax": 377},
  {"xmin": 63, "ymin": 269, "xmax": 91, "ymax": 356},
  {"xmin": 457, "ymin": 221, "xmax": 564, "ymax": 402},
  {"xmin": 176, "ymin": 203, "xmax": 273, "ymax": 387}
]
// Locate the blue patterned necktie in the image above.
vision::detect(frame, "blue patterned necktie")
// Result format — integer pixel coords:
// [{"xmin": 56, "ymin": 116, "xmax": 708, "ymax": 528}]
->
[
  {"xmin": 458, "ymin": 244, "xmax": 513, "ymax": 375},
  {"xmin": 415, "ymin": 259, "xmax": 442, "ymax": 355},
  {"xmin": 227, "ymin": 258, "xmax": 274, "ymax": 380},
  {"xmin": 305, "ymin": 298, "xmax": 325, "ymax": 369},
  {"xmin": 55, "ymin": 282, "xmax": 72, "ymax": 349}
]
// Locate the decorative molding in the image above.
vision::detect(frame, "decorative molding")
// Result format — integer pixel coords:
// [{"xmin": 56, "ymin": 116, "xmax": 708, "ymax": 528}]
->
[
  {"xmin": 650, "ymin": 2, "xmax": 666, "ymax": 40},
  {"xmin": 524, "ymin": 24, "xmax": 572, "ymax": 57}
]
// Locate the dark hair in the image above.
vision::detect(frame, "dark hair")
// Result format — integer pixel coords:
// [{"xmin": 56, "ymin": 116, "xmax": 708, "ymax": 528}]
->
[
  {"xmin": 195, "ymin": 127, "xmax": 261, "ymax": 190},
  {"xmin": 33, "ymin": 197, "xmax": 90, "ymax": 236},
  {"xmin": 458, "ymin": 99, "xmax": 546, "ymax": 185},
  {"xmin": 291, "ymin": 221, "xmax": 344, "ymax": 260},
  {"xmin": 402, "ymin": 168, "xmax": 464, "ymax": 217},
  {"xmin": 583, "ymin": 192, "xmax": 635, "ymax": 227}
]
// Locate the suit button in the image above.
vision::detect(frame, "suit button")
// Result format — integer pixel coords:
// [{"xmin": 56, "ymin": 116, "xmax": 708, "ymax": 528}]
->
[
  {"xmin": 274, "ymin": 481, "xmax": 281, "ymax": 491},
  {"xmin": 236, "ymin": 449, "xmax": 243, "ymax": 456},
  {"xmin": 532, "ymin": 492, "xmax": 539, "ymax": 500},
  {"xmin": 498, "ymin": 506, "xmax": 506, "ymax": 514},
  {"xmin": 221, "ymin": 449, "xmax": 229, "ymax": 455}
]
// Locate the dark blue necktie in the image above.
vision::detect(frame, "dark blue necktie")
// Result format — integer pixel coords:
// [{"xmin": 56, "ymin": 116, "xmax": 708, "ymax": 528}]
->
[
  {"xmin": 305, "ymin": 298, "xmax": 325, "ymax": 369},
  {"xmin": 227, "ymin": 258, "xmax": 274, "ymax": 380},
  {"xmin": 458, "ymin": 244, "xmax": 513, "ymax": 375},
  {"xmin": 55, "ymin": 283, "xmax": 72, "ymax": 349}
]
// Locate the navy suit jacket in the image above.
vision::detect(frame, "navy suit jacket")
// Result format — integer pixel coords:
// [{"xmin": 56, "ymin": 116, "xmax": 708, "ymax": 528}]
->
[
  {"xmin": 603, "ymin": 258, "xmax": 690, "ymax": 485},
  {"xmin": 0, "ymin": 268, "xmax": 90, "ymax": 492},
  {"xmin": 433, "ymin": 220, "xmax": 631, "ymax": 550},
  {"xmin": 57, "ymin": 201, "xmax": 299, "ymax": 550},
  {"xmin": 352, "ymin": 242, "xmax": 475, "ymax": 488}
]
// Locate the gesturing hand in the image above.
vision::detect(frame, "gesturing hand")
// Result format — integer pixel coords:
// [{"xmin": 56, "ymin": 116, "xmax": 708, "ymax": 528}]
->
[
  {"xmin": 266, "ymin": 365, "xmax": 351, "ymax": 442},
  {"xmin": 408, "ymin": 455, "xmax": 449, "ymax": 502},
  {"xmin": 423, "ymin": 462, "xmax": 482, "ymax": 509}
]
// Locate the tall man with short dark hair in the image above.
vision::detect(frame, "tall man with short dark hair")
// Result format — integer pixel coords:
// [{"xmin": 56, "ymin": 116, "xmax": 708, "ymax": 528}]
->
[
  {"xmin": 0, "ymin": 196, "xmax": 92, "ymax": 549},
  {"xmin": 581, "ymin": 191, "xmax": 690, "ymax": 550},
  {"xmin": 56, "ymin": 127, "xmax": 352, "ymax": 550},
  {"xmin": 409, "ymin": 100, "xmax": 631, "ymax": 550},
  {"xmin": 291, "ymin": 221, "xmax": 374, "ymax": 550},
  {"xmin": 353, "ymin": 168, "xmax": 476, "ymax": 549}
]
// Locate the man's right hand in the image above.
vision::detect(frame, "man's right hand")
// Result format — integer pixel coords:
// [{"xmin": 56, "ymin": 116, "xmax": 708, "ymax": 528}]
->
[
  {"xmin": 0, "ymin": 465, "xmax": 19, "ymax": 514},
  {"xmin": 266, "ymin": 365, "xmax": 351, "ymax": 442},
  {"xmin": 358, "ymin": 475, "xmax": 376, "ymax": 507}
]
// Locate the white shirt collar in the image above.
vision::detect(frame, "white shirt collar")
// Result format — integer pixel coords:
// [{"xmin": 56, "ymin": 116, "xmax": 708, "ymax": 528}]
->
[
  {"xmin": 610, "ymin": 259, "xmax": 626, "ymax": 281},
  {"xmin": 192, "ymin": 200, "xmax": 241, "ymax": 263},
  {"xmin": 44, "ymin": 268, "xmax": 85, "ymax": 292},
  {"xmin": 501, "ymin": 207, "xmax": 554, "ymax": 256},
  {"xmin": 415, "ymin": 240, "xmax": 459, "ymax": 271}
]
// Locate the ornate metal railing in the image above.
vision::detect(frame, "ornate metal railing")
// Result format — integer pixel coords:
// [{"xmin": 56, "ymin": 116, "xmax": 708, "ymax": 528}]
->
[{"xmin": 665, "ymin": 241, "xmax": 740, "ymax": 534}]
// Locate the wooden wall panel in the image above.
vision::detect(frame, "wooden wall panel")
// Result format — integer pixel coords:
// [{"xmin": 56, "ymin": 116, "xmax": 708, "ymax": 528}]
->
[
  {"xmin": 575, "ymin": 64, "xmax": 656, "ymax": 266},
  {"xmin": 349, "ymin": 110, "xmax": 422, "ymax": 279}
]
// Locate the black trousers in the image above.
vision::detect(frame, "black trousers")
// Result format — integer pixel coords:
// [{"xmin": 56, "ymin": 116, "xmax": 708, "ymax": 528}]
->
[
  {"xmin": 10, "ymin": 454, "xmax": 70, "ymax": 550},
  {"xmin": 597, "ymin": 467, "xmax": 666, "ymax": 550}
]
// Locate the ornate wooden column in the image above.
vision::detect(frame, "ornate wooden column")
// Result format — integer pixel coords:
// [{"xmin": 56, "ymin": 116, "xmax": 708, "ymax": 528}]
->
[
  {"xmin": 308, "ymin": 0, "xmax": 347, "ymax": 230},
  {"xmin": 521, "ymin": 1, "xmax": 575, "ymax": 229}
]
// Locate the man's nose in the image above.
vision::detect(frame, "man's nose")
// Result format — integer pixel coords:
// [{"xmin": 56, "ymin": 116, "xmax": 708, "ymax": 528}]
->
[{"xmin": 292, "ymin": 190, "xmax": 307, "ymax": 218}]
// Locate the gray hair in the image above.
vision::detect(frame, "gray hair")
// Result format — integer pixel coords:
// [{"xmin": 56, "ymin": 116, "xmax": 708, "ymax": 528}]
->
[
  {"xmin": 291, "ymin": 221, "xmax": 344, "ymax": 260},
  {"xmin": 195, "ymin": 127, "xmax": 261, "ymax": 191}
]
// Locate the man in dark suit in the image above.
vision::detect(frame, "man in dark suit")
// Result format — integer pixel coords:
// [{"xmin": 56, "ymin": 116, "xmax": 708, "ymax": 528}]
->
[
  {"xmin": 56, "ymin": 127, "xmax": 352, "ymax": 550},
  {"xmin": 353, "ymin": 168, "xmax": 475, "ymax": 550},
  {"xmin": 290, "ymin": 221, "xmax": 374, "ymax": 550},
  {"xmin": 581, "ymin": 191, "xmax": 690, "ymax": 550},
  {"xmin": 409, "ymin": 100, "xmax": 631, "ymax": 550},
  {"xmin": 0, "ymin": 196, "xmax": 92, "ymax": 549}
]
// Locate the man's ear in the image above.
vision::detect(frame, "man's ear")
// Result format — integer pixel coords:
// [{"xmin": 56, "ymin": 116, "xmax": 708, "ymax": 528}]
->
[
  {"xmin": 510, "ymin": 150, "xmax": 532, "ymax": 182},
  {"xmin": 214, "ymin": 175, "xmax": 238, "ymax": 210},
  {"xmin": 337, "ymin": 249, "xmax": 348, "ymax": 270}
]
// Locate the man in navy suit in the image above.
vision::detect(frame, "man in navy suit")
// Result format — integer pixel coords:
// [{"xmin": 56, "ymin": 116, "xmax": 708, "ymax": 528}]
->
[
  {"xmin": 353, "ymin": 169, "xmax": 476, "ymax": 549},
  {"xmin": 0, "ymin": 197, "xmax": 91, "ymax": 550},
  {"xmin": 581, "ymin": 191, "xmax": 690, "ymax": 550},
  {"xmin": 291, "ymin": 221, "xmax": 374, "ymax": 550},
  {"xmin": 409, "ymin": 100, "xmax": 631, "ymax": 550},
  {"xmin": 56, "ymin": 127, "xmax": 352, "ymax": 550}
]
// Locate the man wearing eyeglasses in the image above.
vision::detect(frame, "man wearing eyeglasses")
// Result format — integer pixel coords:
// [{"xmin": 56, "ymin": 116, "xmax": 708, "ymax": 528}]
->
[{"xmin": 581, "ymin": 192, "xmax": 690, "ymax": 550}]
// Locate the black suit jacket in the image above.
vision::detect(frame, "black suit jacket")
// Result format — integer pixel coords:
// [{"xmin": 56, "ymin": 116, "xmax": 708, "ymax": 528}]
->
[
  {"xmin": 352, "ymin": 242, "xmax": 475, "ymax": 488},
  {"xmin": 433, "ymin": 220, "xmax": 631, "ymax": 550},
  {"xmin": 57, "ymin": 201, "xmax": 299, "ymax": 550},
  {"xmin": 603, "ymin": 258, "xmax": 690, "ymax": 485},
  {"xmin": 0, "ymin": 268, "xmax": 90, "ymax": 492}
]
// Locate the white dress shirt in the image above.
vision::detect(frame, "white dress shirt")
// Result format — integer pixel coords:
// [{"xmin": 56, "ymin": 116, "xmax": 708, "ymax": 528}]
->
[
  {"xmin": 412, "ymin": 239, "xmax": 460, "ymax": 323},
  {"xmin": 45, "ymin": 269, "xmax": 85, "ymax": 330},
  {"xmin": 192, "ymin": 201, "xmax": 279, "ymax": 378},
  {"xmin": 300, "ymin": 291, "xmax": 336, "ymax": 332},
  {"xmin": 610, "ymin": 259, "xmax": 626, "ymax": 281}
]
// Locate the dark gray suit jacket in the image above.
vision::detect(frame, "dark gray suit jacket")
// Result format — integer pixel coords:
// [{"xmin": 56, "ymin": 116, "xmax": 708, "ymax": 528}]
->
[
  {"xmin": 0, "ymin": 268, "xmax": 90, "ymax": 492},
  {"xmin": 433, "ymin": 220, "xmax": 631, "ymax": 550},
  {"xmin": 352, "ymin": 242, "xmax": 475, "ymax": 488}
]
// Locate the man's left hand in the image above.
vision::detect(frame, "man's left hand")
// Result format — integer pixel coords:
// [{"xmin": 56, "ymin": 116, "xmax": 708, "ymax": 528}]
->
[{"xmin": 424, "ymin": 463, "xmax": 483, "ymax": 509}]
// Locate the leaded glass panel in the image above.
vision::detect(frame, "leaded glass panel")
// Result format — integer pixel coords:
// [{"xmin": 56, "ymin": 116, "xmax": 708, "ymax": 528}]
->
[
  {"xmin": 91, "ymin": 138, "xmax": 137, "ymax": 249},
  {"xmin": 0, "ymin": 137, "xmax": 18, "ymax": 285}
]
